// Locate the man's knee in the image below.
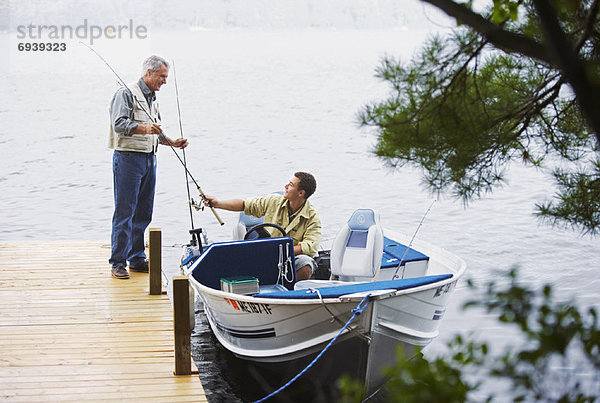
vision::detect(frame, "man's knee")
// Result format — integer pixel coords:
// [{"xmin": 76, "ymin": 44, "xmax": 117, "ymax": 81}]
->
[
  {"xmin": 297, "ymin": 265, "xmax": 312, "ymax": 281},
  {"xmin": 295, "ymin": 255, "xmax": 316, "ymax": 281}
]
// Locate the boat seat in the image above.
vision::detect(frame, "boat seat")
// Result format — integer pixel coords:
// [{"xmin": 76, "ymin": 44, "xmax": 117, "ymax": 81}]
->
[
  {"xmin": 294, "ymin": 279, "xmax": 350, "ymax": 290},
  {"xmin": 258, "ymin": 284, "xmax": 288, "ymax": 294},
  {"xmin": 330, "ymin": 209, "xmax": 384, "ymax": 282},
  {"xmin": 232, "ymin": 191, "xmax": 283, "ymax": 240},
  {"xmin": 233, "ymin": 211, "xmax": 264, "ymax": 240}
]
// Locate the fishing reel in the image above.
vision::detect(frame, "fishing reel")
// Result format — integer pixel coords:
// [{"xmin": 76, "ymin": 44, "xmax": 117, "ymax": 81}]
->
[
  {"xmin": 189, "ymin": 196, "xmax": 225, "ymax": 226},
  {"xmin": 190, "ymin": 198, "xmax": 204, "ymax": 211}
]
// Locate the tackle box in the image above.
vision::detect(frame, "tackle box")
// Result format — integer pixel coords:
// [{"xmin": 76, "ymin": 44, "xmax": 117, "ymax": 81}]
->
[{"xmin": 220, "ymin": 276, "xmax": 259, "ymax": 295}]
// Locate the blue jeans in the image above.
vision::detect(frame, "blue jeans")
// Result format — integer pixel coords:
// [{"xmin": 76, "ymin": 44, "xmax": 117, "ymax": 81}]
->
[{"xmin": 109, "ymin": 150, "xmax": 156, "ymax": 267}]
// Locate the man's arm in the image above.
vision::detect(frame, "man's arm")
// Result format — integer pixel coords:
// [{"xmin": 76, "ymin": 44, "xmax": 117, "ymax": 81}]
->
[{"xmin": 203, "ymin": 196, "xmax": 244, "ymax": 211}]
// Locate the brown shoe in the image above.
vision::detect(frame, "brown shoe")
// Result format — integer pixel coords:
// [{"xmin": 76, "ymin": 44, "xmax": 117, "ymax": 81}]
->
[
  {"xmin": 129, "ymin": 260, "xmax": 149, "ymax": 273},
  {"xmin": 111, "ymin": 265, "xmax": 130, "ymax": 279}
]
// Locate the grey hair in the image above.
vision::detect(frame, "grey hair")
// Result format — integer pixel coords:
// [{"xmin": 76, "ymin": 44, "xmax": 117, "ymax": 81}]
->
[{"xmin": 142, "ymin": 55, "xmax": 169, "ymax": 76}]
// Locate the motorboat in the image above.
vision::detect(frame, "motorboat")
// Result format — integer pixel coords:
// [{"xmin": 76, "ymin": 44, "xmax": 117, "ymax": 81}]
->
[{"xmin": 180, "ymin": 209, "xmax": 466, "ymax": 396}]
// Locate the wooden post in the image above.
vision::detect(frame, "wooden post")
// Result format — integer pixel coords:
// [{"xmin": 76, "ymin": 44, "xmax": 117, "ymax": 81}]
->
[
  {"xmin": 173, "ymin": 276, "xmax": 191, "ymax": 375},
  {"xmin": 149, "ymin": 228, "xmax": 162, "ymax": 295}
]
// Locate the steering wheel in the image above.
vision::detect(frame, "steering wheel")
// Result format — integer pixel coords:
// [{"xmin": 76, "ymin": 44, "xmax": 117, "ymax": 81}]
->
[{"xmin": 244, "ymin": 223, "xmax": 287, "ymax": 240}]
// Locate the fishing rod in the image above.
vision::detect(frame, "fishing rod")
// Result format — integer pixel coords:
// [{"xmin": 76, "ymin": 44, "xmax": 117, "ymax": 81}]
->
[
  {"xmin": 392, "ymin": 199, "xmax": 436, "ymax": 280},
  {"xmin": 172, "ymin": 60, "xmax": 195, "ymax": 231},
  {"xmin": 81, "ymin": 42, "xmax": 224, "ymax": 226}
]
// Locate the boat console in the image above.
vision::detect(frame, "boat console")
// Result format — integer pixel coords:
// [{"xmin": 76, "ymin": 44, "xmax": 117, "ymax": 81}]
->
[{"xmin": 188, "ymin": 237, "xmax": 297, "ymax": 292}]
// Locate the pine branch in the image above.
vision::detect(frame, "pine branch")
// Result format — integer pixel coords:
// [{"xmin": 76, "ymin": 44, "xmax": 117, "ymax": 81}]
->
[{"xmin": 421, "ymin": 0, "xmax": 552, "ymax": 63}]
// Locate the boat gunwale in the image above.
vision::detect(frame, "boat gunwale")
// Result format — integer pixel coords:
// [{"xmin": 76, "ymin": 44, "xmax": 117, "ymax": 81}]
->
[
  {"xmin": 186, "ymin": 230, "xmax": 466, "ymax": 305},
  {"xmin": 189, "ymin": 272, "xmax": 460, "ymax": 306}
]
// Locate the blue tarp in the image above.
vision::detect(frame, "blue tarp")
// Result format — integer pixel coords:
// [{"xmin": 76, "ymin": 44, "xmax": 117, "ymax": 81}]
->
[
  {"xmin": 254, "ymin": 274, "xmax": 452, "ymax": 299},
  {"xmin": 381, "ymin": 237, "xmax": 429, "ymax": 268}
]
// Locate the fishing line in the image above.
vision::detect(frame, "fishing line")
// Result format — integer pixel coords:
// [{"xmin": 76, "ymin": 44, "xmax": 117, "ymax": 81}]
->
[
  {"xmin": 172, "ymin": 60, "xmax": 195, "ymax": 230},
  {"xmin": 392, "ymin": 199, "xmax": 436, "ymax": 280},
  {"xmin": 81, "ymin": 42, "xmax": 224, "ymax": 225}
]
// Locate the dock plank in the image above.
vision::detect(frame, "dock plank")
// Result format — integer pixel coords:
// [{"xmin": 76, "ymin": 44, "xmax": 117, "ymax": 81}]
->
[{"xmin": 0, "ymin": 241, "xmax": 207, "ymax": 402}]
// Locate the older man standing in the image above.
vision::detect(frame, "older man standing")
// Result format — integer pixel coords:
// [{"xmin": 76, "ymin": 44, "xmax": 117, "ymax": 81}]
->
[{"xmin": 108, "ymin": 55, "xmax": 188, "ymax": 279}]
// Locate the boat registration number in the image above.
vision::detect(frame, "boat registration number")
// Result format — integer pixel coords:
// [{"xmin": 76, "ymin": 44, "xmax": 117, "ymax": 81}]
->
[
  {"xmin": 433, "ymin": 280, "xmax": 457, "ymax": 298},
  {"xmin": 225, "ymin": 298, "xmax": 273, "ymax": 315}
]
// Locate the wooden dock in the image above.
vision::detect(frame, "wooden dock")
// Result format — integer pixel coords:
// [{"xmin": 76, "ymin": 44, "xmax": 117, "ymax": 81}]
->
[{"xmin": 0, "ymin": 241, "xmax": 207, "ymax": 402}]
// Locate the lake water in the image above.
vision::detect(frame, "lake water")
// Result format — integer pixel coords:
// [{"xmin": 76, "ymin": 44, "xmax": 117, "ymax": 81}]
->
[{"xmin": 1, "ymin": 29, "xmax": 599, "ymax": 401}]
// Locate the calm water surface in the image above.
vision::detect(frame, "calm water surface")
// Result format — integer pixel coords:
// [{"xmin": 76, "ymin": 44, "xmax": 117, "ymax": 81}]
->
[{"xmin": 1, "ymin": 30, "xmax": 598, "ymax": 401}]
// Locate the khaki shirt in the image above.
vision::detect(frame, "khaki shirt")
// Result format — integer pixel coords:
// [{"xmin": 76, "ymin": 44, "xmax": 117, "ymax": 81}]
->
[{"xmin": 244, "ymin": 194, "xmax": 321, "ymax": 257}]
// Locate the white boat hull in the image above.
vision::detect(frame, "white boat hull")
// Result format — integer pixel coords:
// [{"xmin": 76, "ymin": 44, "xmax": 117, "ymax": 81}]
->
[{"xmin": 184, "ymin": 230, "xmax": 464, "ymax": 393}]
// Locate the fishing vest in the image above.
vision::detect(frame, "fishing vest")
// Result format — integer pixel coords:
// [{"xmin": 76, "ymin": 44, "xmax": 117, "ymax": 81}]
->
[{"xmin": 108, "ymin": 81, "xmax": 160, "ymax": 153}]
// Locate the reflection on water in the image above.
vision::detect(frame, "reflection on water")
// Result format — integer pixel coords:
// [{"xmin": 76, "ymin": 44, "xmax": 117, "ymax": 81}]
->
[{"xmin": 2, "ymin": 29, "xmax": 599, "ymax": 400}]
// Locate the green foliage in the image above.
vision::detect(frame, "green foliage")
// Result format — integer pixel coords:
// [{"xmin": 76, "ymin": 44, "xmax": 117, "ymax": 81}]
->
[
  {"xmin": 337, "ymin": 375, "xmax": 366, "ymax": 403},
  {"xmin": 381, "ymin": 346, "xmax": 476, "ymax": 402},
  {"xmin": 464, "ymin": 269, "xmax": 600, "ymax": 401},
  {"xmin": 360, "ymin": 0, "xmax": 600, "ymax": 234},
  {"xmin": 339, "ymin": 269, "xmax": 600, "ymax": 401},
  {"xmin": 491, "ymin": 0, "xmax": 520, "ymax": 23},
  {"xmin": 339, "ymin": 343, "xmax": 478, "ymax": 402},
  {"xmin": 536, "ymin": 161, "xmax": 600, "ymax": 235}
]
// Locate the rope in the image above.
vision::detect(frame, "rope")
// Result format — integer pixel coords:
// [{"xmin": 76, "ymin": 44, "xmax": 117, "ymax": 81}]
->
[
  {"xmin": 253, "ymin": 293, "xmax": 372, "ymax": 403},
  {"xmin": 362, "ymin": 383, "xmax": 385, "ymax": 402},
  {"xmin": 311, "ymin": 288, "xmax": 371, "ymax": 343}
]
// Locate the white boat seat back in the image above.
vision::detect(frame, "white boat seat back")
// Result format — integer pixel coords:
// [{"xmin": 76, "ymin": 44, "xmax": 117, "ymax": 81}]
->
[
  {"xmin": 330, "ymin": 209, "xmax": 384, "ymax": 282},
  {"xmin": 233, "ymin": 191, "xmax": 282, "ymax": 240},
  {"xmin": 232, "ymin": 211, "xmax": 264, "ymax": 240}
]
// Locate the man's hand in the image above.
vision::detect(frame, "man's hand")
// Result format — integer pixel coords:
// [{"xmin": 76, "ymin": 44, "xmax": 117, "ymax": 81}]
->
[
  {"xmin": 171, "ymin": 138, "xmax": 188, "ymax": 149},
  {"xmin": 203, "ymin": 195, "xmax": 217, "ymax": 208},
  {"xmin": 144, "ymin": 123, "xmax": 163, "ymax": 134},
  {"xmin": 130, "ymin": 123, "xmax": 162, "ymax": 135},
  {"xmin": 158, "ymin": 135, "xmax": 188, "ymax": 149},
  {"xmin": 201, "ymin": 197, "xmax": 244, "ymax": 211}
]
